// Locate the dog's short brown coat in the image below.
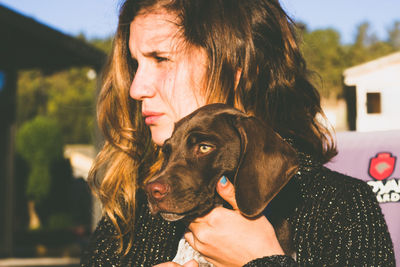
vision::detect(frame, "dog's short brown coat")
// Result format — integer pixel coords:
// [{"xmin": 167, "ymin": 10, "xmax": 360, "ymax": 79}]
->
[{"xmin": 145, "ymin": 103, "xmax": 299, "ymax": 254}]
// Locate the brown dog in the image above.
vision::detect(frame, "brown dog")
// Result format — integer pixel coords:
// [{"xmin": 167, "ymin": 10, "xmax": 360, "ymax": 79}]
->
[{"xmin": 145, "ymin": 103, "xmax": 299, "ymax": 255}]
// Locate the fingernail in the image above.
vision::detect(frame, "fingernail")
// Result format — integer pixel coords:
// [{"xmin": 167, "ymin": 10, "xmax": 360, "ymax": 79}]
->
[{"xmin": 220, "ymin": 176, "xmax": 227, "ymax": 185}]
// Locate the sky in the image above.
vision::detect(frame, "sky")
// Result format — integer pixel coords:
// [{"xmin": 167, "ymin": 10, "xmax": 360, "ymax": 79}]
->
[{"xmin": 1, "ymin": 0, "xmax": 400, "ymax": 44}]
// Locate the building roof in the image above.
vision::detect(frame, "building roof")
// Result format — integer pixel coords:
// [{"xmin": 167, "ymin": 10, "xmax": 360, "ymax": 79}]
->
[
  {"xmin": 0, "ymin": 4, "xmax": 106, "ymax": 71},
  {"xmin": 343, "ymin": 52, "xmax": 400, "ymax": 85}
]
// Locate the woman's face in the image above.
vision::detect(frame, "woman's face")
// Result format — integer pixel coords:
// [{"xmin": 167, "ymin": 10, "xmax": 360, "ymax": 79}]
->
[{"xmin": 129, "ymin": 11, "xmax": 208, "ymax": 146}]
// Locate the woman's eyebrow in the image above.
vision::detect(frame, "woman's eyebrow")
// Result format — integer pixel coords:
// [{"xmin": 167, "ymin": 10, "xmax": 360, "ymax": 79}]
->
[
  {"xmin": 142, "ymin": 50, "xmax": 170, "ymax": 58},
  {"xmin": 143, "ymin": 51, "xmax": 162, "ymax": 57},
  {"xmin": 129, "ymin": 50, "xmax": 165, "ymax": 60}
]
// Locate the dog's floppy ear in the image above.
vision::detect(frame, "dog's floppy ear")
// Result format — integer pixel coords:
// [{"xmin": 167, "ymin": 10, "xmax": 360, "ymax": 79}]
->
[{"xmin": 232, "ymin": 116, "xmax": 299, "ymax": 217}]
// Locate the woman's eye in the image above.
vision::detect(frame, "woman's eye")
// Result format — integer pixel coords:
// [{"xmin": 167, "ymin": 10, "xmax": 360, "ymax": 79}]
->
[
  {"xmin": 154, "ymin": 56, "xmax": 169, "ymax": 63},
  {"xmin": 198, "ymin": 144, "xmax": 213, "ymax": 154}
]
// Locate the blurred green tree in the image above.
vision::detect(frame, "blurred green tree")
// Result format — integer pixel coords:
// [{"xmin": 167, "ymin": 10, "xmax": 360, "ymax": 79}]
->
[
  {"xmin": 14, "ymin": 36, "xmax": 111, "ymax": 239},
  {"xmin": 17, "ymin": 37, "xmax": 112, "ymax": 144},
  {"xmin": 16, "ymin": 116, "xmax": 63, "ymax": 229},
  {"xmin": 46, "ymin": 67, "xmax": 97, "ymax": 144},
  {"xmin": 16, "ymin": 70, "xmax": 50, "ymax": 124},
  {"xmin": 388, "ymin": 21, "xmax": 400, "ymax": 49},
  {"xmin": 18, "ymin": 67, "xmax": 97, "ymax": 144},
  {"xmin": 301, "ymin": 27, "xmax": 347, "ymax": 98},
  {"xmin": 91, "ymin": 37, "xmax": 113, "ymax": 54},
  {"xmin": 345, "ymin": 22, "xmax": 394, "ymax": 67},
  {"xmin": 299, "ymin": 21, "xmax": 399, "ymax": 99}
]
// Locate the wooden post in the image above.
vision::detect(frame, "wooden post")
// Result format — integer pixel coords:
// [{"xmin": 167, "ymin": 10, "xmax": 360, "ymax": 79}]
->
[{"xmin": 0, "ymin": 69, "xmax": 17, "ymax": 257}]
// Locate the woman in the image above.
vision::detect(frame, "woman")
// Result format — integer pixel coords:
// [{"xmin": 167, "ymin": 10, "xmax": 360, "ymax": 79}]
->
[{"xmin": 80, "ymin": 0, "xmax": 395, "ymax": 266}]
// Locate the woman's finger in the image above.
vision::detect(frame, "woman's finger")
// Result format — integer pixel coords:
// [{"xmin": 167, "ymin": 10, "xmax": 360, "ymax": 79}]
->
[
  {"xmin": 184, "ymin": 231, "xmax": 196, "ymax": 248},
  {"xmin": 216, "ymin": 176, "xmax": 239, "ymax": 210},
  {"xmin": 183, "ymin": 259, "xmax": 199, "ymax": 267}
]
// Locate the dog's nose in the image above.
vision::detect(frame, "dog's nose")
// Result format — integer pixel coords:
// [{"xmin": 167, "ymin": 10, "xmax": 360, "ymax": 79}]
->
[{"xmin": 146, "ymin": 182, "xmax": 169, "ymax": 201}]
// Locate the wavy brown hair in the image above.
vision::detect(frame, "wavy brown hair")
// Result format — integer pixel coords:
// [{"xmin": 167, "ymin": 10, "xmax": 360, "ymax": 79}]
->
[{"xmin": 88, "ymin": 0, "xmax": 337, "ymax": 254}]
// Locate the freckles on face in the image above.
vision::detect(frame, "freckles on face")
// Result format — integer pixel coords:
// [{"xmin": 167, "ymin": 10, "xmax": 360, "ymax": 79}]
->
[{"xmin": 128, "ymin": 11, "xmax": 208, "ymax": 146}]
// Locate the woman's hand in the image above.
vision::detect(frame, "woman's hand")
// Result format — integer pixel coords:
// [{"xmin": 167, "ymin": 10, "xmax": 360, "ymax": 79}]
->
[
  {"xmin": 153, "ymin": 259, "xmax": 199, "ymax": 267},
  {"xmin": 184, "ymin": 177, "xmax": 284, "ymax": 267}
]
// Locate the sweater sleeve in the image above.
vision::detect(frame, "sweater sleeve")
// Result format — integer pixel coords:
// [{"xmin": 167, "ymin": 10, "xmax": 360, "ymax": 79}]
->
[
  {"xmin": 80, "ymin": 191, "xmax": 186, "ymax": 266},
  {"xmin": 293, "ymin": 169, "xmax": 395, "ymax": 266},
  {"xmin": 79, "ymin": 216, "xmax": 122, "ymax": 266},
  {"xmin": 243, "ymin": 174, "xmax": 395, "ymax": 267},
  {"xmin": 335, "ymin": 178, "xmax": 395, "ymax": 266},
  {"xmin": 243, "ymin": 255, "xmax": 297, "ymax": 266}
]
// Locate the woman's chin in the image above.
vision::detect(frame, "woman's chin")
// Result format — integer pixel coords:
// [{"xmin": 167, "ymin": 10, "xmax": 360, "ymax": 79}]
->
[{"xmin": 150, "ymin": 127, "xmax": 173, "ymax": 146}]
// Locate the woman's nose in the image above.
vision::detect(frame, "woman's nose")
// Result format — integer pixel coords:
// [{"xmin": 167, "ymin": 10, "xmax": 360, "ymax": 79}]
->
[{"xmin": 129, "ymin": 66, "xmax": 155, "ymax": 100}]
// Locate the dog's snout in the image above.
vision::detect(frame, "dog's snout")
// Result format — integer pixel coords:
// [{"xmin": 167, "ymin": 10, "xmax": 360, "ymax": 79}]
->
[{"xmin": 146, "ymin": 182, "xmax": 169, "ymax": 201}]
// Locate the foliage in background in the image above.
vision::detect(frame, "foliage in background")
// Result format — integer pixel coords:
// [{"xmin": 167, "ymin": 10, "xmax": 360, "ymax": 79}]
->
[
  {"xmin": 91, "ymin": 37, "xmax": 113, "ymax": 54},
  {"xmin": 300, "ymin": 21, "xmax": 400, "ymax": 98},
  {"xmin": 15, "ymin": 115, "xmax": 92, "ymax": 231},
  {"xmin": 16, "ymin": 116, "xmax": 63, "ymax": 202},
  {"xmin": 16, "ymin": 37, "xmax": 112, "ymax": 144},
  {"xmin": 14, "ymin": 37, "xmax": 111, "ymax": 234},
  {"xmin": 17, "ymin": 67, "xmax": 97, "ymax": 144},
  {"xmin": 301, "ymin": 27, "xmax": 347, "ymax": 98}
]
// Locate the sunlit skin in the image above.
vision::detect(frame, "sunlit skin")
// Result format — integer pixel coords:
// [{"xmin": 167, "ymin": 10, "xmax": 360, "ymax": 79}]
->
[
  {"xmin": 129, "ymin": 11, "xmax": 207, "ymax": 146},
  {"xmin": 129, "ymin": 11, "xmax": 284, "ymax": 267}
]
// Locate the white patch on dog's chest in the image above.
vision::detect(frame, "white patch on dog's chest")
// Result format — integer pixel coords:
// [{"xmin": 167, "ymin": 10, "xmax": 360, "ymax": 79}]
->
[{"xmin": 172, "ymin": 237, "xmax": 214, "ymax": 267}]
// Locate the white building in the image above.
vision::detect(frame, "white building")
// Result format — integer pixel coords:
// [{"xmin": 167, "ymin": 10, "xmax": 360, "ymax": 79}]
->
[
  {"xmin": 64, "ymin": 144, "xmax": 95, "ymax": 180},
  {"xmin": 343, "ymin": 52, "xmax": 400, "ymax": 132}
]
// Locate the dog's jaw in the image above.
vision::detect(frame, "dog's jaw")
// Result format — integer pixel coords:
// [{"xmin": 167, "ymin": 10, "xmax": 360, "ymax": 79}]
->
[
  {"xmin": 147, "ymin": 191, "xmax": 225, "ymax": 223},
  {"xmin": 160, "ymin": 212, "xmax": 185, "ymax": 221},
  {"xmin": 147, "ymin": 201, "xmax": 185, "ymax": 221}
]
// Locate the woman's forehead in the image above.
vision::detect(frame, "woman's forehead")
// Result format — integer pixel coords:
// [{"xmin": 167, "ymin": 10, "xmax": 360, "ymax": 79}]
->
[{"xmin": 129, "ymin": 12, "xmax": 184, "ymax": 54}]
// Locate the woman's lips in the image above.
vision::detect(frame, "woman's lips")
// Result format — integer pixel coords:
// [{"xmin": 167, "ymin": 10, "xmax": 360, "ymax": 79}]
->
[{"xmin": 143, "ymin": 111, "xmax": 163, "ymax": 125}]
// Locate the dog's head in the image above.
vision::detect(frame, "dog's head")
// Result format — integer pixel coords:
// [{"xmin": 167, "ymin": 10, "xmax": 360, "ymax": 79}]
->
[{"xmin": 145, "ymin": 103, "xmax": 298, "ymax": 222}]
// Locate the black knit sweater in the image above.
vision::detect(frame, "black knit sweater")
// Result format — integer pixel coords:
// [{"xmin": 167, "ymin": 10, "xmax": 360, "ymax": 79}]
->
[{"xmin": 80, "ymin": 151, "xmax": 395, "ymax": 266}]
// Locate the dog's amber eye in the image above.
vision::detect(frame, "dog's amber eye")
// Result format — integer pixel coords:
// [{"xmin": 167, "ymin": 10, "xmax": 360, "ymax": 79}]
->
[{"xmin": 199, "ymin": 144, "xmax": 212, "ymax": 154}]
